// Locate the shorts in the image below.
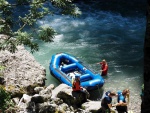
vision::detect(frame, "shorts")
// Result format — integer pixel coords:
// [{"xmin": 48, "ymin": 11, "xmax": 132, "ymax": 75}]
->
[{"xmin": 116, "ymin": 106, "xmax": 128, "ymax": 113}]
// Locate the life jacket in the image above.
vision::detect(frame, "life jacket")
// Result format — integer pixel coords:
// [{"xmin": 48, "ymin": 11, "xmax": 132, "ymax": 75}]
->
[
  {"xmin": 101, "ymin": 62, "xmax": 108, "ymax": 75},
  {"xmin": 117, "ymin": 91, "xmax": 126, "ymax": 103},
  {"xmin": 72, "ymin": 80, "xmax": 82, "ymax": 91},
  {"xmin": 101, "ymin": 91, "xmax": 112, "ymax": 109}
]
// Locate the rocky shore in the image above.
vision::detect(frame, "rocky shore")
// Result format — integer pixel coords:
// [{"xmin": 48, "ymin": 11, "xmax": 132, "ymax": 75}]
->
[
  {"xmin": 0, "ymin": 34, "xmax": 142, "ymax": 113},
  {"xmin": 0, "ymin": 35, "xmax": 46, "ymax": 98}
]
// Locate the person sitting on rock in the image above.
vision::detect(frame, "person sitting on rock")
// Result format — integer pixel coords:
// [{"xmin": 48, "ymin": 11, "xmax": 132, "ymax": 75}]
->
[{"xmin": 72, "ymin": 75, "xmax": 90, "ymax": 102}]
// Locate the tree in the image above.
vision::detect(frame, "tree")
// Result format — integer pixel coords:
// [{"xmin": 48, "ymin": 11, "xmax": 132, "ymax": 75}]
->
[
  {"xmin": 0, "ymin": 0, "xmax": 81, "ymax": 53},
  {"xmin": 0, "ymin": 85, "xmax": 13, "ymax": 112},
  {"xmin": 142, "ymin": 0, "xmax": 150, "ymax": 112}
]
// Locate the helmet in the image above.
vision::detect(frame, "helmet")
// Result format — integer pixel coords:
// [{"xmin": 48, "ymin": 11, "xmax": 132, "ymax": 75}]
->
[{"xmin": 105, "ymin": 91, "xmax": 111, "ymax": 96}]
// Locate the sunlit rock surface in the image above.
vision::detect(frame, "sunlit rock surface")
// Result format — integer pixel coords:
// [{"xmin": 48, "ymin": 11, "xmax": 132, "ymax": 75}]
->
[{"xmin": 0, "ymin": 34, "xmax": 46, "ymax": 97}]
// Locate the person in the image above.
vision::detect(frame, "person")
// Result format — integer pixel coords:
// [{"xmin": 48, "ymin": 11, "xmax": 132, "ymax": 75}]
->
[
  {"xmin": 60, "ymin": 62, "xmax": 64, "ymax": 68},
  {"xmin": 72, "ymin": 75, "xmax": 90, "ymax": 101},
  {"xmin": 113, "ymin": 89, "xmax": 130, "ymax": 113},
  {"xmin": 140, "ymin": 84, "xmax": 144, "ymax": 101},
  {"xmin": 97, "ymin": 59, "xmax": 108, "ymax": 76},
  {"xmin": 101, "ymin": 91, "xmax": 117, "ymax": 113},
  {"xmin": 72, "ymin": 75, "xmax": 82, "ymax": 91}
]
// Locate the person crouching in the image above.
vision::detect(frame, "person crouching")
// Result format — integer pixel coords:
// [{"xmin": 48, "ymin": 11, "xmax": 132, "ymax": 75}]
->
[{"xmin": 101, "ymin": 91, "xmax": 117, "ymax": 113}]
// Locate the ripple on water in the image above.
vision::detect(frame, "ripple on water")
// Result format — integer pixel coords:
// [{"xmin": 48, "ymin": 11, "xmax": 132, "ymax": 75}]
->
[{"xmin": 31, "ymin": 1, "xmax": 145, "ymax": 111}]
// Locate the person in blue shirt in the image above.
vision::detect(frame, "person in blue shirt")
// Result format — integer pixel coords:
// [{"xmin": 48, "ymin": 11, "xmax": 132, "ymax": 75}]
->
[
  {"xmin": 101, "ymin": 91, "xmax": 117, "ymax": 113},
  {"xmin": 114, "ymin": 89, "xmax": 130, "ymax": 113}
]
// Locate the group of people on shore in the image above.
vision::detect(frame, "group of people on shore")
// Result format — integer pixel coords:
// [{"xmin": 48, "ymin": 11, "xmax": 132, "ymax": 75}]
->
[
  {"xmin": 97, "ymin": 59, "xmax": 130, "ymax": 113},
  {"xmin": 101, "ymin": 89, "xmax": 130, "ymax": 113},
  {"xmin": 71, "ymin": 59, "xmax": 130, "ymax": 113}
]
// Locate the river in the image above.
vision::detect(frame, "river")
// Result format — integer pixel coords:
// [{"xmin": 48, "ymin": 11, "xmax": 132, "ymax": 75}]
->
[{"xmin": 30, "ymin": 0, "xmax": 145, "ymax": 111}]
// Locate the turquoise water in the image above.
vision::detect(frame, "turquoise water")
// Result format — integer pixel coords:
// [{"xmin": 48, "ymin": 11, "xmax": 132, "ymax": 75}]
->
[{"xmin": 31, "ymin": 1, "xmax": 145, "ymax": 99}]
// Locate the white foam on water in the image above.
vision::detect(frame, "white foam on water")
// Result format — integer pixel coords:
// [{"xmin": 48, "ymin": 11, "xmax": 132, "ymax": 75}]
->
[{"xmin": 31, "ymin": 1, "xmax": 145, "ymax": 105}]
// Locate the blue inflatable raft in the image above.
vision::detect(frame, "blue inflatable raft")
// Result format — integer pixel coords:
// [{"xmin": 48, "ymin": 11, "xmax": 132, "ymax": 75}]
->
[{"xmin": 49, "ymin": 53, "xmax": 104, "ymax": 90}]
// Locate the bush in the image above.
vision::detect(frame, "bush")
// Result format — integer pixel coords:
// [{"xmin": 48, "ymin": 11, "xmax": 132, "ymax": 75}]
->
[
  {"xmin": 0, "ymin": 65, "xmax": 5, "ymax": 77},
  {"xmin": 0, "ymin": 85, "xmax": 13, "ymax": 112}
]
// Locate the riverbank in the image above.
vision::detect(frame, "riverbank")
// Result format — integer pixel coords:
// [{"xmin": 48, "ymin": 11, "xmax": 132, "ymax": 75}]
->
[
  {"xmin": 0, "ymin": 34, "xmax": 142, "ymax": 112},
  {"xmin": 0, "ymin": 35, "xmax": 46, "ymax": 98}
]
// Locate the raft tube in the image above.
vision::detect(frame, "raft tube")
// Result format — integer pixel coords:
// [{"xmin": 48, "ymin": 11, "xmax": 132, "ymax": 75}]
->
[{"xmin": 49, "ymin": 53, "xmax": 104, "ymax": 90}]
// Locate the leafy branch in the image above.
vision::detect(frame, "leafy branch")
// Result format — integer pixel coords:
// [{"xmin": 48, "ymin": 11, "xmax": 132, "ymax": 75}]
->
[{"xmin": 0, "ymin": 0, "xmax": 81, "ymax": 53}]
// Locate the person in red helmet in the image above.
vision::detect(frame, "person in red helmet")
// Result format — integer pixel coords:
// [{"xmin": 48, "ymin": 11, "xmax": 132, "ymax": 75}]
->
[{"xmin": 97, "ymin": 59, "xmax": 108, "ymax": 76}]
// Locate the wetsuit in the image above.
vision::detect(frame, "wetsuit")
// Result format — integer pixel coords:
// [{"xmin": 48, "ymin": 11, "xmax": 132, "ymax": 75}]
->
[{"xmin": 101, "ymin": 91, "xmax": 112, "ymax": 113}]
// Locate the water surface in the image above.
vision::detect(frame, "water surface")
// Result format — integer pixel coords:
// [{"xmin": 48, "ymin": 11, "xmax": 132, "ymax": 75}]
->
[{"xmin": 31, "ymin": 0, "xmax": 145, "ymax": 101}]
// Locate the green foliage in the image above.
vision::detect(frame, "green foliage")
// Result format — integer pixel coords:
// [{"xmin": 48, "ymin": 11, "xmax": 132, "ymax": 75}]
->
[
  {"xmin": 0, "ymin": 65, "xmax": 5, "ymax": 71},
  {"xmin": 0, "ymin": 0, "xmax": 81, "ymax": 53},
  {"xmin": 51, "ymin": 0, "xmax": 81, "ymax": 17},
  {"xmin": 0, "ymin": 85, "xmax": 13, "ymax": 112},
  {"xmin": 15, "ymin": 31, "xmax": 39, "ymax": 53},
  {"xmin": 38, "ymin": 26, "xmax": 56, "ymax": 42},
  {"xmin": 0, "ymin": 65, "xmax": 5, "ymax": 77},
  {"xmin": 0, "ymin": 18, "xmax": 12, "ymax": 36},
  {"xmin": 105, "ymin": 109, "xmax": 109, "ymax": 113},
  {"xmin": 0, "ymin": 37, "xmax": 18, "ymax": 53}
]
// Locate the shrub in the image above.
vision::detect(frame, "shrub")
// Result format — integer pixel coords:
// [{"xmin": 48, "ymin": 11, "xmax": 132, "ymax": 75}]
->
[
  {"xmin": 0, "ymin": 65, "xmax": 5, "ymax": 77},
  {"xmin": 0, "ymin": 85, "xmax": 13, "ymax": 112}
]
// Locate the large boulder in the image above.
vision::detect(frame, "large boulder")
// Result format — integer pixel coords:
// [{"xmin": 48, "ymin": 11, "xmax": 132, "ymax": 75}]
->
[
  {"xmin": 34, "ymin": 87, "xmax": 44, "ymax": 94},
  {"xmin": 53, "ymin": 84, "xmax": 89, "ymax": 107},
  {"xmin": 35, "ymin": 84, "xmax": 54, "ymax": 102},
  {"xmin": 17, "ymin": 94, "xmax": 32, "ymax": 112},
  {"xmin": 31, "ymin": 94, "xmax": 45, "ymax": 103},
  {"xmin": 35, "ymin": 102, "xmax": 58, "ymax": 113},
  {"xmin": 17, "ymin": 85, "xmax": 54, "ymax": 112},
  {"xmin": 13, "ymin": 83, "xmax": 93, "ymax": 113},
  {"xmin": 0, "ymin": 34, "xmax": 46, "ymax": 97},
  {"xmin": 82, "ymin": 101, "xmax": 102, "ymax": 113},
  {"xmin": 39, "ymin": 84, "xmax": 54, "ymax": 97},
  {"xmin": 51, "ymin": 83, "xmax": 69, "ymax": 99},
  {"xmin": 18, "ymin": 94, "xmax": 32, "ymax": 106}
]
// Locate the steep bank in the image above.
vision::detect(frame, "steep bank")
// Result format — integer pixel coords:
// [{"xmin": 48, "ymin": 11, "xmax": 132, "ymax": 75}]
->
[{"xmin": 0, "ymin": 34, "xmax": 46, "ymax": 97}]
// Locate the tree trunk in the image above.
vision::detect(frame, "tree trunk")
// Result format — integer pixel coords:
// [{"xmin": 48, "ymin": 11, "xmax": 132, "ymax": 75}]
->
[{"xmin": 142, "ymin": 0, "xmax": 150, "ymax": 112}]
